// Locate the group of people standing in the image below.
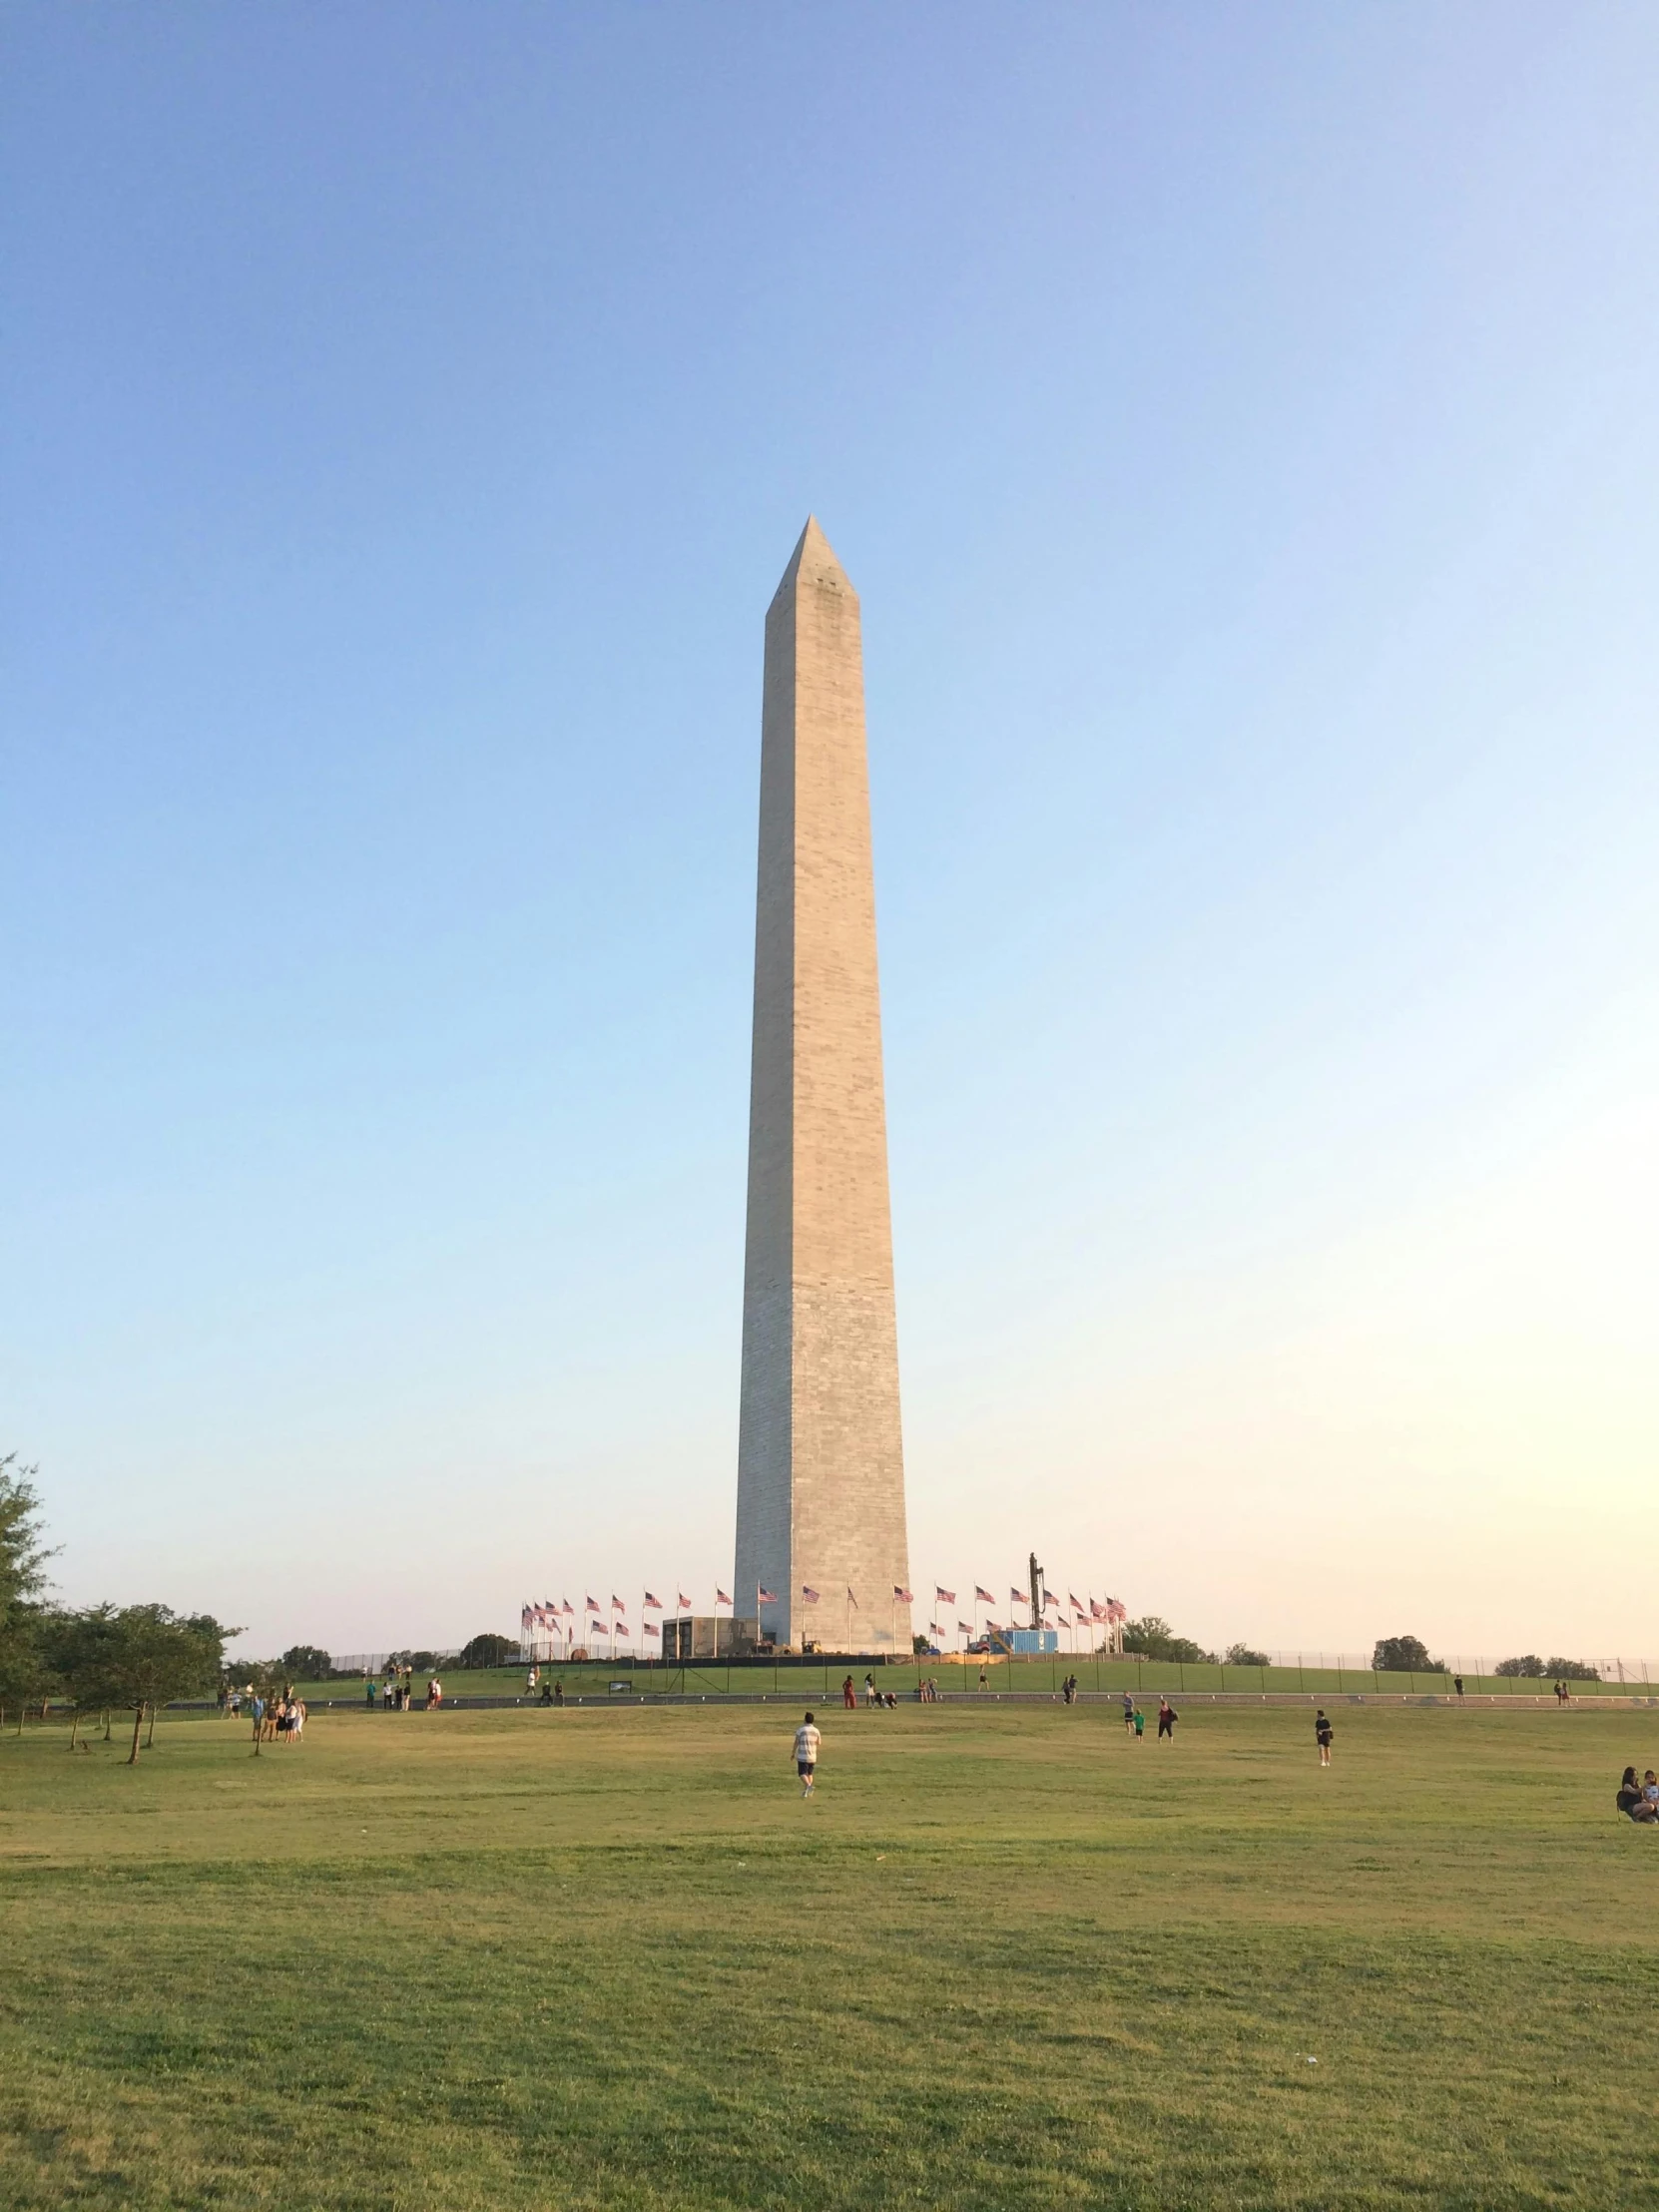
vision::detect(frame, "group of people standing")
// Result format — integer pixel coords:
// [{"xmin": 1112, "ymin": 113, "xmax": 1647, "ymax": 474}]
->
[
  {"xmin": 365, "ymin": 1669, "xmax": 442, "ymax": 1711},
  {"xmin": 225, "ymin": 1687, "xmax": 305, "ymax": 1742}
]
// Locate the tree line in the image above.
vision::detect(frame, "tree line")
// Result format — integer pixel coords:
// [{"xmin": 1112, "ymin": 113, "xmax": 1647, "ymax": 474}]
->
[{"xmin": 0, "ymin": 1455, "xmax": 234, "ymax": 1761}]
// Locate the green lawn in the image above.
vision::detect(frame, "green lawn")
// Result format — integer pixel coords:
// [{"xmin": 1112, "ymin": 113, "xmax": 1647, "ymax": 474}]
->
[
  {"xmin": 2, "ymin": 1700, "xmax": 1655, "ymax": 2209},
  {"xmin": 288, "ymin": 1655, "xmax": 1648, "ymax": 1703}
]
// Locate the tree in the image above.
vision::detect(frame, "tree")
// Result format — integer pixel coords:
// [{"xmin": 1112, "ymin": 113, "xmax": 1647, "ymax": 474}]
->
[
  {"xmin": 1372, "ymin": 1636, "xmax": 1444, "ymax": 1675},
  {"xmin": 1495, "ymin": 1654, "xmax": 1548, "ymax": 1678},
  {"xmin": 50, "ymin": 1606, "xmax": 229, "ymax": 1762},
  {"xmin": 1121, "ymin": 1617, "xmax": 1216, "ymax": 1665},
  {"xmin": 1543, "ymin": 1655, "xmax": 1600, "ymax": 1682},
  {"xmin": 280, "ymin": 1644, "xmax": 333, "ymax": 1682},
  {"xmin": 458, "ymin": 1633, "xmax": 516, "ymax": 1669},
  {"xmin": 1224, "ymin": 1643, "xmax": 1271, "ymax": 1669},
  {"xmin": 0, "ymin": 1454, "xmax": 55, "ymax": 1722}
]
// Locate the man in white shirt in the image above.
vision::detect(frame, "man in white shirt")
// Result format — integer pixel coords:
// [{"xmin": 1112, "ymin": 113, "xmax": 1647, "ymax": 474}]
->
[{"xmin": 793, "ymin": 1712, "xmax": 822, "ymax": 1797}]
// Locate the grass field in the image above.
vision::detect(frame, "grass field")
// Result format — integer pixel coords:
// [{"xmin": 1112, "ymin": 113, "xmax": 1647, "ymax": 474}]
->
[
  {"xmin": 2, "ymin": 1700, "xmax": 1656, "ymax": 2210},
  {"xmin": 286, "ymin": 1655, "xmax": 1652, "ymax": 1705}
]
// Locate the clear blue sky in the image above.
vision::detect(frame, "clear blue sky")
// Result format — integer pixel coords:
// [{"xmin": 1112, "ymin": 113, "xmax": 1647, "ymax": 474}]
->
[{"xmin": 5, "ymin": 6, "xmax": 1655, "ymax": 1662}]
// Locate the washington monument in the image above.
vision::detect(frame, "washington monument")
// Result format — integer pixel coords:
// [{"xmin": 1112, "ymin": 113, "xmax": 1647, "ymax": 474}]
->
[{"xmin": 734, "ymin": 518, "xmax": 911, "ymax": 1655}]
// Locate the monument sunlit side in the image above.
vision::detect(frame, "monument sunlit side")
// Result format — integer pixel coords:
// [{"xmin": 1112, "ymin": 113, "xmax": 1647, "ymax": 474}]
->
[{"xmin": 733, "ymin": 519, "xmax": 912, "ymax": 1655}]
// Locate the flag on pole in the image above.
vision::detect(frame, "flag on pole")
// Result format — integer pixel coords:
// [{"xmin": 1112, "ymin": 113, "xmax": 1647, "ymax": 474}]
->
[
  {"xmin": 801, "ymin": 1586, "xmax": 821, "ymax": 1603},
  {"xmin": 561, "ymin": 1600, "xmax": 574, "ymax": 1616},
  {"xmin": 893, "ymin": 1586, "xmax": 913, "ymax": 1602},
  {"xmin": 1106, "ymin": 1598, "xmax": 1126, "ymax": 1623},
  {"xmin": 612, "ymin": 1595, "xmax": 627, "ymax": 1612},
  {"xmin": 643, "ymin": 1593, "xmax": 662, "ymax": 1609},
  {"xmin": 1069, "ymin": 1592, "xmax": 1084, "ymax": 1611},
  {"xmin": 586, "ymin": 1595, "xmax": 599, "ymax": 1613},
  {"xmin": 957, "ymin": 1621, "xmax": 972, "ymax": 1634},
  {"xmin": 846, "ymin": 1587, "xmax": 859, "ymax": 1607},
  {"xmin": 1011, "ymin": 1586, "xmax": 1025, "ymax": 1607},
  {"xmin": 644, "ymin": 1621, "xmax": 660, "ymax": 1636},
  {"xmin": 678, "ymin": 1591, "xmax": 692, "ymax": 1610},
  {"xmin": 759, "ymin": 1587, "xmax": 779, "ymax": 1604},
  {"xmin": 936, "ymin": 1586, "xmax": 956, "ymax": 1605},
  {"xmin": 975, "ymin": 1586, "xmax": 994, "ymax": 1606},
  {"xmin": 717, "ymin": 1588, "xmax": 732, "ymax": 1606}
]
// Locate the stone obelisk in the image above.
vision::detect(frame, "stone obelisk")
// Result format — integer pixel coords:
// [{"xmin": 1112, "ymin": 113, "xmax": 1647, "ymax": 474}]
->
[{"xmin": 734, "ymin": 518, "xmax": 911, "ymax": 1655}]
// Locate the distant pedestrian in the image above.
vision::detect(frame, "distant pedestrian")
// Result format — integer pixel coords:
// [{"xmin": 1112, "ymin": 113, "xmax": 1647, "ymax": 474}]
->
[
  {"xmin": 1122, "ymin": 1692, "xmax": 1136, "ymax": 1733},
  {"xmin": 863, "ymin": 1674, "xmax": 877, "ymax": 1707},
  {"xmin": 1132, "ymin": 1707, "xmax": 1145, "ymax": 1739},
  {"xmin": 841, "ymin": 1675, "xmax": 856, "ymax": 1710},
  {"xmin": 794, "ymin": 1711, "xmax": 822, "ymax": 1797},
  {"xmin": 1453, "ymin": 1675, "xmax": 1463, "ymax": 1699},
  {"xmin": 249, "ymin": 1694, "xmax": 264, "ymax": 1740},
  {"xmin": 553, "ymin": 1679, "xmax": 564, "ymax": 1707},
  {"xmin": 1157, "ymin": 1698, "xmax": 1177, "ymax": 1742},
  {"xmin": 1316, "ymin": 1709, "xmax": 1334, "ymax": 1767},
  {"xmin": 365, "ymin": 1679, "xmax": 377, "ymax": 1708}
]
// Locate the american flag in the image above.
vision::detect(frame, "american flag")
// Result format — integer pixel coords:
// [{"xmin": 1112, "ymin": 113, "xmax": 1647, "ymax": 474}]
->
[
  {"xmin": 561, "ymin": 1600, "xmax": 574, "ymax": 1616},
  {"xmin": 644, "ymin": 1621, "xmax": 659, "ymax": 1636},
  {"xmin": 1011, "ymin": 1587, "xmax": 1025, "ymax": 1607},
  {"xmin": 1089, "ymin": 1600, "xmax": 1105, "ymax": 1621},
  {"xmin": 643, "ymin": 1593, "xmax": 661, "ymax": 1609},
  {"xmin": 975, "ymin": 1586, "xmax": 994, "ymax": 1606},
  {"xmin": 759, "ymin": 1587, "xmax": 780, "ymax": 1604},
  {"xmin": 846, "ymin": 1587, "xmax": 858, "ymax": 1607},
  {"xmin": 1106, "ymin": 1598, "xmax": 1127, "ymax": 1624},
  {"xmin": 893, "ymin": 1586, "xmax": 913, "ymax": 1602},
  {"xmin": 957, "ymin": 1621, "xmax": 972, "ymax": 1634},
  {"xmin": 611, "ymin": 1595, "xmax": 627, "ymax": 1612},
  {"xmin": 589, "ymin": 1618, "xmax": 605, "ymax": 1634},
  {"xmin": 936, "ymin": 1586, "xmax": 956, "ymax": 1605},
  {"xmin": 801, "ymin": 1586, "xmax": 821, "ymax": 1603},
  {"xmin": 717, "ymin": 1588, "xmax": 732, "ymax": 1607},
  {"xmin": 677, "ymin": 1591, "xmax": 691, "ymax": 1610},
  {"xmin": 586, "ymin": 1595, "xmax": 599, "ymax": 1613},
  {"xmin": 1069, "ymin": 1592, "xmax": 1084, "ymax": 1611}
]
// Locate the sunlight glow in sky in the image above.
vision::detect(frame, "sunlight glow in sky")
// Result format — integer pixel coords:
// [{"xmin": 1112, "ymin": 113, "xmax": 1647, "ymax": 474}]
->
[{"xmin": 3, "ymin": 6, "xmax": 1655, "ymax": 1659}]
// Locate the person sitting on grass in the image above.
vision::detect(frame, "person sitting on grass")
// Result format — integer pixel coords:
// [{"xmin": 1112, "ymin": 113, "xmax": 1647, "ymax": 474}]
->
[{"xmin": 1615, "ymin": 1768, "xmax": 1657, "ymax": 1823}]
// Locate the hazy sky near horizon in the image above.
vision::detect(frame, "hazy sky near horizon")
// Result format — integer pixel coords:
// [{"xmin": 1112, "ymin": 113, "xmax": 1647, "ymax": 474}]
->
[{"xmin": 4, "ymin": 6, "xmax": 1656, "ymax": 1663}]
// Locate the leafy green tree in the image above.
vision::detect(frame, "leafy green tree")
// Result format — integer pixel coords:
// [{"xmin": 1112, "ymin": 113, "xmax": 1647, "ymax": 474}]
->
[
  {"xmin": 1495, "ymin": 1653, "xmax": 1548, "ymax": 1678},
  {"xmin": 1122, "ymin": 1617, "xmax": 1216, "ymax": 1665},
  {"xmin": 1543, "ymin": 1655, "xmax": 1600, "ymax": 1682},
  {"xmin": 50, "ymin": 1605, "xmax": 230, "ymax": 1762},
  {"xmin": 1224, "ymin": 1643, "xmax": 1271, "ymax": 1668},
  {"xmin": 280, "ymin": 1644, "xmax": 333, "ymax": 1682},
  {"xmin": 459, "ymin": 1633, "xmax": 516, "ymax": 1669},
  {"xmin": 1372, "ymin": 1636, "xmax": 1444, "ymax": 1675},
  {"xmin": 0, "ymin": 1454, "xmax": 55, "ymax": 1723},
  {"xmin": 38, "ymin": 1605, "xmax": 125, "ymax": 1748}
]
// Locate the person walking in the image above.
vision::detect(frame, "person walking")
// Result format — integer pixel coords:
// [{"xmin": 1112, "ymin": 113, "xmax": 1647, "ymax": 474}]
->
[
  {"xmin": 1453, "ymin": 1674, "xmax": 1463, "ymax": 1699},
  {"xmin": 794, "ymin": 1711, "xmax": 822, "ymax": 1798},
  {"xmin": 1316, "ymin": 1709, "xmax": 1334, "ymax": 1767},
  {"xmin": 1157, "ymin": 1697, "xmax": 1178, "ymax": 1742},
  {"xmin": 553, "ymin": 1679, "xmax": 564, "ymax": 1707}
]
